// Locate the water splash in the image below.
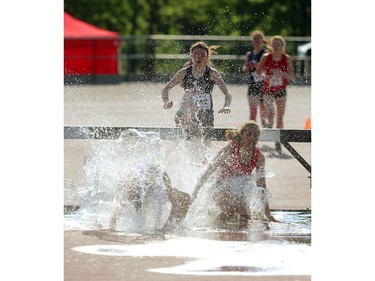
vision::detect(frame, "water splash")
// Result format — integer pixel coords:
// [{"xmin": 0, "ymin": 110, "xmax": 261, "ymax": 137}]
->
[
  {"xmin": 183, "ymin": 174, "xmax": 272, "ymax": 230},
  {"xmin": 66, "ymin": 129, "xmax": 274, "ymax": 234},
  {"xmin": 76, "ymin": 129, "xmax": 170, "ymax": 233}
]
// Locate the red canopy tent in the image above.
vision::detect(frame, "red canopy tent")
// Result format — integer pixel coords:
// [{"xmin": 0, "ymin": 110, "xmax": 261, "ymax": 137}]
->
[{"xmin": 64, "ymin": 12, "xmax": 120, "ymax": 77}]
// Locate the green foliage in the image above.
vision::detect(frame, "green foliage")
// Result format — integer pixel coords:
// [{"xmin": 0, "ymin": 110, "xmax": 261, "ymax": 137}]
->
[
  {"xmin": 64, "ymin": 0, "xmax": 311, "ymax": 78},
  {"xmin": 64, "ymin": 0, "xmax": 310, "ymax": 36}
]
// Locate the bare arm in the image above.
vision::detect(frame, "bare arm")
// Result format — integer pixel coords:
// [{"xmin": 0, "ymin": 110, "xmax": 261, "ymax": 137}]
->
[
  {"xmin": 161, "ymin": 68, "xmax": 187, "ymax": 109},
  {"xmin": 256, "ymin": 152, "xmax": 279, "ymax": 222},
  {"xmin": 256, "ymin": 152, "xmax": 266, "ymax": 188},
  {"xmin": 210, "ymin": 68, "xmax": 232, "ymax": 114},
  {"xmin": 191, "ymin": 143, "xmax": 231, "ymax": 200},
  {"xmin": 242, "ymin": 51, "xmax": 251, "ymax": 72},
  {"xmin": 285, "ymin": 55, "xmax": 295, "ymax": 81},
  {"xmin": 256, "ymin": 53, "xmax": 268, "ymax": 77}
]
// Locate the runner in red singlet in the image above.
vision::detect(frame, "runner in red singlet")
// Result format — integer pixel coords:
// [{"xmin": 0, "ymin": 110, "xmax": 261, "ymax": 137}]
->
[
  {"xmin": 191, "ymin": 121, "xmax": 278, "ymax": 223},
  {"xmin": 256, "ymin": 35, "xmax": 294, "ymax": 153}
]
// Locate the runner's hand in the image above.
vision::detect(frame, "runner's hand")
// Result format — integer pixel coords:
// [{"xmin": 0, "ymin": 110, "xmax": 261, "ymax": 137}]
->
[
  {"xmin": 163, "ymin": 101, "xmax": 173, "ymax": 109},
  {"xmin": 218, "ymin": 107, "xmax": 231, "ymax": 114}
]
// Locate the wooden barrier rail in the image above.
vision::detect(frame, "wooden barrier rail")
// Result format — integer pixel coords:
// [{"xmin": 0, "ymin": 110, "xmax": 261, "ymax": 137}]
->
[{"xmin": 64, "ymin": 126, "xmax": 311, "ymax": 173}]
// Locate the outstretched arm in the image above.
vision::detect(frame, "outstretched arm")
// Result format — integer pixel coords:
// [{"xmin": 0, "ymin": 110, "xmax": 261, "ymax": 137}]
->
[
  {"xmin": 191, "ymin": 144, "xmax": 231, "ymax": 200},
  {"xmin": 210, "ymin": 69, "xmax": 232, "ymax": 114},
  {"xmin": 242, "ymin": 51, "xmax": 251, "ymax": 73},
  {"xmin": 256, "ymin": 152, "xmax": 267, "ymax": 188},
  {"xmin": 162, "ymin": 172, "xmax": 191, "ymax": 231},
  {"xmin": 256, "ymin": 152, "xmax": 279, "ymax": 222},
  {"xmin": 161, "ymin": 68, "xmax": 187, "ymax": 109}
]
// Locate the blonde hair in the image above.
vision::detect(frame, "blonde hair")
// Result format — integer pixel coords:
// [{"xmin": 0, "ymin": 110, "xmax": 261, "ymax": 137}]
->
[
  {"xmin": 270, "ymin": 35, "xmax": 286, "ymax": 52},
  {"xmin": 251, "ymin": 30, "xmax": 268, "ymax": 44},
  {"xmin": 225, "ymin": 121, "xmax": 261, "ymax": 141}
]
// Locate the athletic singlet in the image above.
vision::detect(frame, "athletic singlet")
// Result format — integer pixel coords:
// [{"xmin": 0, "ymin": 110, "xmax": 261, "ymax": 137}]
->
[
  {"xmin": 247, "ymin": 48, "xmax": 267, "ymax": 83},
  {"xmin": 182, "ymin": 65, "xmax": 214, "ymax": 110},
  {"xmin": 218, "ymin": 141, "xmax": 260, "ymax": 182},
  {"xmin": 262, "ymin": 53, "xmax": 289, "ymax": 94}
]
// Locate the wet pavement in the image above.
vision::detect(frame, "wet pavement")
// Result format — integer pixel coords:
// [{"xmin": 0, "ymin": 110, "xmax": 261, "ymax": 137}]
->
[{"xmin": 64, "ymin": 82, "xmax": 311, "ymax": 280}]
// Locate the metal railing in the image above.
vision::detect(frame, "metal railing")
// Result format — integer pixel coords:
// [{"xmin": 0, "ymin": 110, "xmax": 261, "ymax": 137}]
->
[
  {"xmin": 64, "ymin": 126, "xmax": 311, "ymax": 174},
  {"xmin": 64, "ymin": 35, "xmax": 311, "ymax": 84}
]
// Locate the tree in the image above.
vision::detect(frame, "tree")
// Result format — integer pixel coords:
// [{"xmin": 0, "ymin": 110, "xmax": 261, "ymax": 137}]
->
[{"xmin": 64, "ymin": 0, "xmax": 311, "ymax": 37}]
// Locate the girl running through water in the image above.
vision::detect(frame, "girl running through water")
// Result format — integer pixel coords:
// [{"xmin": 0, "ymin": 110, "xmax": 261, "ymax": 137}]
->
[{"xmin": 161, "ymin": 41, "xmax": 232, "ymax": 140}]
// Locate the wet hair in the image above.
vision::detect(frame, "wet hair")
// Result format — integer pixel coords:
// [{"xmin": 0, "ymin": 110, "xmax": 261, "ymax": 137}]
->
[
  {"xmin": 190, "ymin": 41, "xmax": 210, "ymax": 55},
  {"xmin": 208, "ymin": 45, "xmax": 221, "ymax": 55},
  {"xmin": 225, "ymin": 121, "xmax": 261, "ymax": 141},
  {"xmin": 270, "ymin": 35, "xmax": 286, "ymax": 52},
  {"xmin": 188, "ymin": 41, "xmax": 220, "ymax": 67}
]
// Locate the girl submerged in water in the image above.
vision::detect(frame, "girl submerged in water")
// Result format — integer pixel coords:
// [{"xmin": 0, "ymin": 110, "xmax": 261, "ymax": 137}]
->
[{"xmin": 110, "ymin": 166, "xmax": 191, "ymax": 232}]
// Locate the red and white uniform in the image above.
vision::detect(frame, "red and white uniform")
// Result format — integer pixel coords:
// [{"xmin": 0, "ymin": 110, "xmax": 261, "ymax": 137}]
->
[
  {"xmin": 262, "ymin": 53, "xmax": 289, "ymax": 94},
  {"xmin": 218, "ymin": 141, "xmax": 260, "ymax": 182}
]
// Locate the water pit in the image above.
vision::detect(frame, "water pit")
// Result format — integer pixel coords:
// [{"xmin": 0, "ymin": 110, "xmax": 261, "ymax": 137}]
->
[{"xmin": 64, "ymin": 128, "xmax": 311, "ymax": 276}]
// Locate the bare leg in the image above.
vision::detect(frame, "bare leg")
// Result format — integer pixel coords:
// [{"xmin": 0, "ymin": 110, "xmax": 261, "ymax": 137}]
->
[
  {"xmin": 275, "ymin": 95, "xmax": 287, "ymax": 129},
  {"xmin": 175, "ymin": 112, "xmax": 184, "ymax": 127},
  {"xmin": 274, "ymin": 95, "xmax": 286, "ymax": 153},
  {"xmin": 238, "ymin": 200, "xmax": 251, "ymax": 223},
  {"xmin": 186, "ymin": 90, "xmax": 201, "ymax": 138},
  {"xmin": 109, "ymin": 211, "xmax": 118, "ymax": 231},
  {"xmin": 265, "ymin": 201, "xmax": 279, "ymax": 222},
  {"xmin": 259, "ymin": 100, "xmax": 268, "ymax": 127},
  {"xmin": 109, "ymin": 203, "xmax": 123, "ymax": 231},
  {"xmin": 262, "ymin": 94, "xmax": 275, "ymax": 128},
  {"xmin": 213, "ymin": 187, "xmax": 237, "ymax": 221},
  {"xmin": 248, "ymin": 94, "xmax": 260, "ymax": 121}
]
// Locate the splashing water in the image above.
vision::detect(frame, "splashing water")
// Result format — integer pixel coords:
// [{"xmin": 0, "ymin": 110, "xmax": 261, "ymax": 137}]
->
[
  {"xmin": 183, "ymin": 174, "xmax": 273, "ymax": 230},
  {"xmin": 66, "ymin": 129, "xmax": 274, "ymax": 234},
  {"xmin": 76, "ymin": 129, "xmax": 170, "ymax": 233}
]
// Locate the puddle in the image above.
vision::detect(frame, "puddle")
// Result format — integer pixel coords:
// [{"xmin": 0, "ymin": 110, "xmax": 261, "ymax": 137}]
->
[
  {"xmin": 65, "ymin": 129, "xmax": 311, "ymax": 276},
  {"xmin": 68, "ymin": 210, "xmax": 311, "ymax": 276},
  {"xmin": 72, "ymin": 234, "xmax": 310, "ymax": 276}
]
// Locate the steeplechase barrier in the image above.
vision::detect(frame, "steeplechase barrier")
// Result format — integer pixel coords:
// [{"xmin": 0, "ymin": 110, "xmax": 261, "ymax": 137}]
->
[{"xmin": 64, "ymin": 126, "xmax": 311, "ymax": 174}]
